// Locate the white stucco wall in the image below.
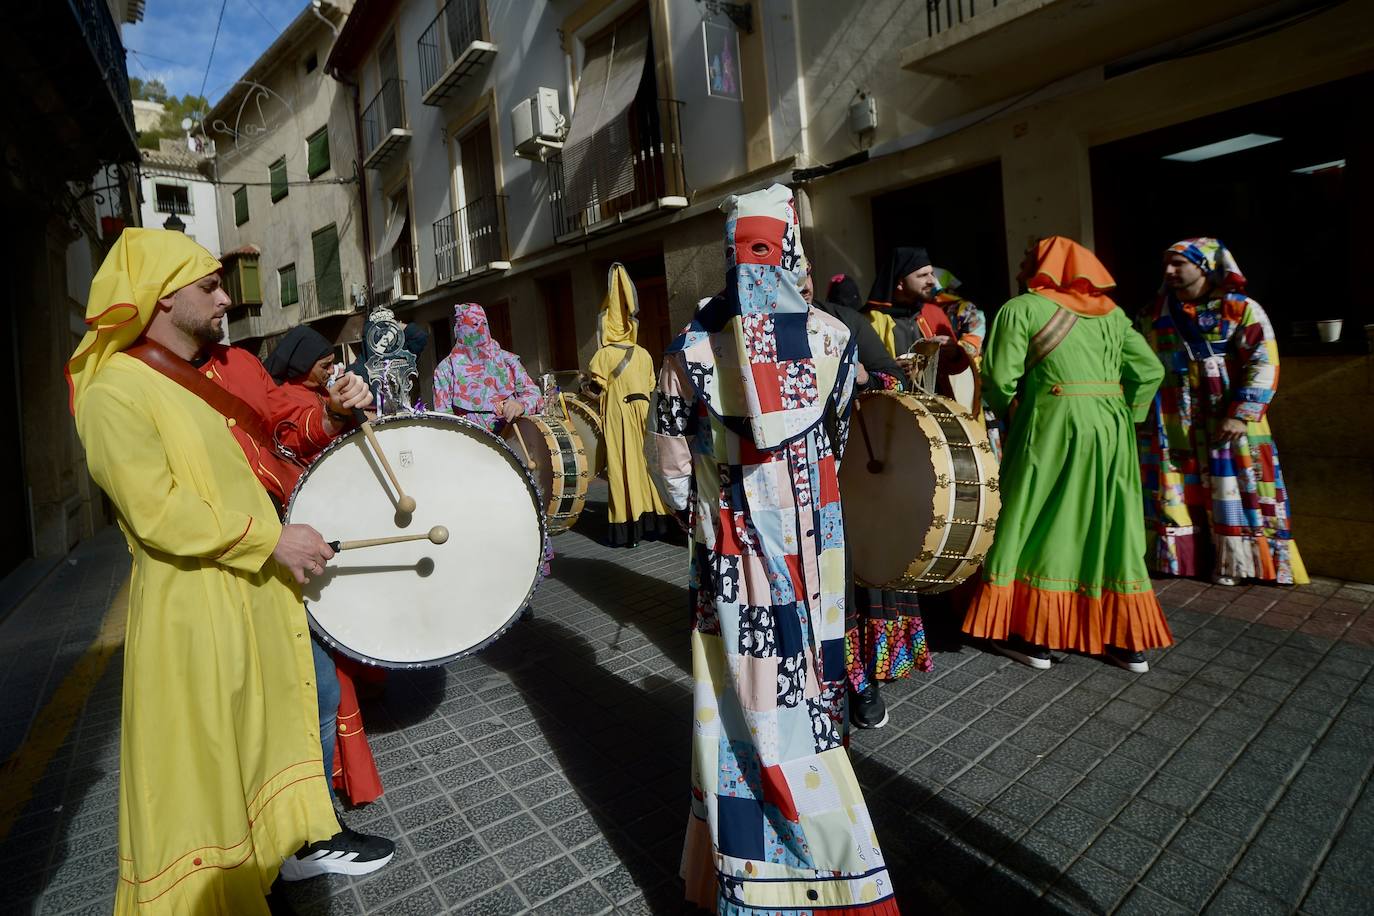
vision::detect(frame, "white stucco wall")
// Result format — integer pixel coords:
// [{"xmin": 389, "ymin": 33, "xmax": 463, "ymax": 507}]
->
[{"xmin": 139, "ymin": 171, "xmax": 221, "ymax": 255}]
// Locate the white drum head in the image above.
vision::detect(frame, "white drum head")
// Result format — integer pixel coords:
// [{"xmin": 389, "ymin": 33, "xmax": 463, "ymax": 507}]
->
[
  {"xmin": 288, "ymin": 413, "xmax": 545, "ymax": 668},
  {"xmin": 840, "ymin": 394, "xmax": 936, "ymax": 585}
]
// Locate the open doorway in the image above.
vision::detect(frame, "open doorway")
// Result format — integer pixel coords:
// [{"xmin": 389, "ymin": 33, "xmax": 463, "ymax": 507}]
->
[
  {"xmin": 1091, "ymin": 72, "xmax": 1373, "ymax": 352},
  {"xmin": 869, "ymin": 160, "xmax": 1010, "ymax": 319}
]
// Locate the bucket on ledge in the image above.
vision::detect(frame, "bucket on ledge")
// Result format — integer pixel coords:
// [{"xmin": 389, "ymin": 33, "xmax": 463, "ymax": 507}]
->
[{"xmin": 1317, "ymin": 319, "xmax": 1343, "ymax": 343}]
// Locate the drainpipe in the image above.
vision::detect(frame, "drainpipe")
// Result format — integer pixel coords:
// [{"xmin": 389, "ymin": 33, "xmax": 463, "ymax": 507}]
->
[{"xmin": 328, "ymin": 64, "xmax": 373, "ymax": 302}]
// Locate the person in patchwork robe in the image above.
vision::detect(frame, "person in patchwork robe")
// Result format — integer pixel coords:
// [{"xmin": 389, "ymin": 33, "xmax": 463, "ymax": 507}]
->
[{"xmin": 648, "ymin": 184, "xmax": 900, "ymax": 915}]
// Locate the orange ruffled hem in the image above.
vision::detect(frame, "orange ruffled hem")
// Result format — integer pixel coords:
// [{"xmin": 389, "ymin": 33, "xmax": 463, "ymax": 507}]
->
[{"xmin": 963, "ymin": 580, "xmax": 1173, "ymax": 653}]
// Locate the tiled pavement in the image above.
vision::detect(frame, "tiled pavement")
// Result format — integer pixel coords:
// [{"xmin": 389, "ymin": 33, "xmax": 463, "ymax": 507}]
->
[{"xmin": 3, "ymin": 482, "xmax": 1374, "ymax": 914}]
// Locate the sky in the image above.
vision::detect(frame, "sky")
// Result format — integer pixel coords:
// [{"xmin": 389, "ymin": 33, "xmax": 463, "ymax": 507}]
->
[{"xmin": 122, "ymin": 0, "xmax": 306, "ymax": 107}]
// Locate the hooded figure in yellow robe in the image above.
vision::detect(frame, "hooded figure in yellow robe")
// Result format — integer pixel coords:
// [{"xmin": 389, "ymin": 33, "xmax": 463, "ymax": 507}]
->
[
  {"xmin": 68, "ymin": 229, "xmax": 339, "ymax": 914},
  {"xmin": 587, "ymin": 263, "xmax": 675, "ymax": 547}
]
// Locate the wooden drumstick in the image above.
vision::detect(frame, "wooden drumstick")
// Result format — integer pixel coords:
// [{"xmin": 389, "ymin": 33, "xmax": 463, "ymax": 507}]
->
[
  {"xmin": 330, "ymin": 526, "xmax": 449, "ymax": 551},
  {"xmin": 854, "ymin": 401, "xmax": 884, "ymax": 474},
  {"xmin": 353, "ymin": 408, "xmax": 417, "ymax": 514},
  {"xmin": 509, "ymin": 421, "xmax": 535, "ymax": 469}
]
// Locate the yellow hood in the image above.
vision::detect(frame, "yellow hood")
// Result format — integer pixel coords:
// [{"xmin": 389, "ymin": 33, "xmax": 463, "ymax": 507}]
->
[
  {"xmin": 66, "ymin": 228, "xmax": 221, "ymax": 413},
  {"xmin": 597, "ymin": 263, "xmax": 639, "ymax": 348}
]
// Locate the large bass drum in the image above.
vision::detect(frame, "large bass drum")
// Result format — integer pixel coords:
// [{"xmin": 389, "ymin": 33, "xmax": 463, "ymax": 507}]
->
[
  {"xmin": 555, "ymin": 393, "xmax": 606, "ymax": 479},
  {"xmin": 502, "ymin": 414, "xmax": 589, "ymax": 535},
  {"xmin": 287, "ymin": 413, "xmax": 546, "ymax": 668},
  {"xmin": 840, "ymin": 390, "xmax": 1000, "ymax": 593}
]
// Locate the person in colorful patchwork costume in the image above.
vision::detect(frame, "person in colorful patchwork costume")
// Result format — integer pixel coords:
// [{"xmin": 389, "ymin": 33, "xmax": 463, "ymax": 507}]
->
[
  {"xmin": 962, "ymin": 237, "xmax": 1173, "ymax": 674},
  {"xmin": 1138, "ymin": 238, "xmax": 1308, "ymax": 586},
  {"xmin": 648, "ymin": 185, "xmax": 899, "ymax": 914}
]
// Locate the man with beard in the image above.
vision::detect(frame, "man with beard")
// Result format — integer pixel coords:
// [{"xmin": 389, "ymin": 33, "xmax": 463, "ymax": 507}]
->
[
  {"xmin": 68, "ymin": 230, "xmax": 391, "ymax": 914},
  {"xmin": 864, "ymin": 246, "xmax": 970, "ymax": 398}
]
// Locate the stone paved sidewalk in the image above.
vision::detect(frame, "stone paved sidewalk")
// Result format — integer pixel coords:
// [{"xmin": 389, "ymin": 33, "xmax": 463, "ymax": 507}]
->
[{"xmin": 3, "ymin": 483, "xmax": 1374, "ymax": 914}]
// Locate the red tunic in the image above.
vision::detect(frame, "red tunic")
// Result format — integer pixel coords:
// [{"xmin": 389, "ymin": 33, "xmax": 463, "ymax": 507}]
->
[{"xmin": 199, "ymin": 345, "xmax": 337, "ymax": 505}]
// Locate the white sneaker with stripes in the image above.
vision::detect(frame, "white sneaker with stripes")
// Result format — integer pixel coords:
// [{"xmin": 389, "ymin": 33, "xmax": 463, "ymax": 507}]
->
[{"xmin": 279, "ymin": 825, "xmax": 395, "ymax": 881}]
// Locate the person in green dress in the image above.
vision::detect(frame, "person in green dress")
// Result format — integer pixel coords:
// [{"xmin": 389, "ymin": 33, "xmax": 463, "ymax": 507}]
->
[{"xmin": 962, "ymin": 237, "xmax": 1173, "ymax": 673}]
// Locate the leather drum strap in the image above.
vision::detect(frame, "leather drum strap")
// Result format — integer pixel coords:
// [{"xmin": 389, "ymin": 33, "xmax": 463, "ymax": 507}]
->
[
  {"xmin": 126, "ymin": 340, "xmax": 275, "ymax": 450},
  {"xmin": 1025, "ymin": 305, "xmax": 1080, "ymax": 372}
]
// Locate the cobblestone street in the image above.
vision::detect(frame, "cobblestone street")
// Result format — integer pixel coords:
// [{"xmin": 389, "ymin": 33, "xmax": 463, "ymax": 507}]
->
[{"xmin": 3, "ymin": 482, "xmax": 1374, "ymax": 915}]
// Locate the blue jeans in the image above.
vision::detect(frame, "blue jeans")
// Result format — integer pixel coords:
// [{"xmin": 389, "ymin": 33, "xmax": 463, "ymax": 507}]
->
[{"xmin": 310, "ymin": 635, "xmax": 340, "ymax": 803}]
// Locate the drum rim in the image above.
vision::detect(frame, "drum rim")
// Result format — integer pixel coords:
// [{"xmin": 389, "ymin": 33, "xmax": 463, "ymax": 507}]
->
[{"xmin": 286, "ymin": 410, "xmax": 549, "ymax": 669}]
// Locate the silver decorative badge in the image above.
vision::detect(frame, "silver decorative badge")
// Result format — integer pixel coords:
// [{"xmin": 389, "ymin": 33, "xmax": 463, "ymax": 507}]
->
[{"xmin": 363, "ymin": 305, "xmax": 418, "ymax": 416}]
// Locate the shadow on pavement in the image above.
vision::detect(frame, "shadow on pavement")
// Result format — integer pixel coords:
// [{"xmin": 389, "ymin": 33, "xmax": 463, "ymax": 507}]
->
[
  {"xmin": 485, "ymin": 616, "xmax": 1095, "ymax": 914},
  {"xmin": 552, "ymin": 555, "xmax": 691, "ymax": 672}
]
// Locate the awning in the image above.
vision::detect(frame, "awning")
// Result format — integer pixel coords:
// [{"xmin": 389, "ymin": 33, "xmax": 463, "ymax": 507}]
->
[{"xmin": 561, "ymin": 9, "xmax": 650, "ymax": 216}]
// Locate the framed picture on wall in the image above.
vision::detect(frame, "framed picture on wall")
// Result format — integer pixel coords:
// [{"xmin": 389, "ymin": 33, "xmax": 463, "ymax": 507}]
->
[{"xmin": 702, "ymin": 21, "xmax": 741, "ymax": 101}]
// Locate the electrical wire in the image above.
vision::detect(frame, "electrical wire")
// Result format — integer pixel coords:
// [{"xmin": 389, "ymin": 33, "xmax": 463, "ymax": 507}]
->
[
  {"xmin": 239, "ymin": 0, "xmax": 282, "ymax": 35},
  {"xmin": 197, "ymin": 0, "xmax": 230, "ymax": 103}
]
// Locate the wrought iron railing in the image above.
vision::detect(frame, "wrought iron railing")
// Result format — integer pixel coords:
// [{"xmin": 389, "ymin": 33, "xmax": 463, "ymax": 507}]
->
[
  {"xmin": 927, "ymin": 0, "xmax": 1000, "ymax": 37},
  {"xmin": 154, "ymin": 193, "xmax": 193, "ymax": 215},
  {"xmin": 418, "ymin": 0, "xmax": 484, "ymax": 97},
  {"xmin": 371, "ymin": 244, "xmax": 419, "ymax": 308},
  {"xmin": 547, "ymin": 98, "xmax": 686, "ymax": 240},
  {"xmin": 71, "ymin": 0, "xmax": 137, "ymax": 151},
  {"xmin": 362, "ymin": 79, "xmax": 409, "ymax": 159},
  {"xmin": 434, "ymin": 194, "xmax": 506, "ymax": 283}
]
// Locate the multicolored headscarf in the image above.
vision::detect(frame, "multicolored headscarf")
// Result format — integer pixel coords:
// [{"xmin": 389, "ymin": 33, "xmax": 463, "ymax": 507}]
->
[
  {"xmin": 1023, "ymin": 236, "xmax": 1118, "ymax": 317},
  {"xmin": 434, "ymin": 303, "xmax": 515, "ymax": 412},
  {"xmin": 932, "ymin": 267, "xmax": 963, "ymax": 304},
  {"xmin": 66, "ymin": 228, "xmax": 222, "ymax": 414},
  {"xmin": 597, "ymin": 263, "xmax": 639, "ymax": 349},
  {"xmin": 1165, "ymin": 238, "xmax": 1246, "ymax": 294},
  {"xmin": 667, "ymin": 183, "xmax": 849, "ymax": 450}
]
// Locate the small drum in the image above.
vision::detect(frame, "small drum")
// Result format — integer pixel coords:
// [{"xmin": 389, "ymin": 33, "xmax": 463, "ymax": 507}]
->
[
  {"xmin": 287, "ymin": 413, "xmax": 546, "ymax": 667},
  {"xmin": 840, "ymin": 390, "xmax": 1001, "ymax": 593},
  {"xmin": 502, "ymin": 414, "xmax": 589, "ymax": 535},
  {"xmin": 553, "ymin": 393, "xmax": 606, "ymax": 478}
]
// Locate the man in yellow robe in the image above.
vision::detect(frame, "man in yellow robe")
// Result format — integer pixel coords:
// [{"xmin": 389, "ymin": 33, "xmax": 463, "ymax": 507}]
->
[
  {"xmin": 67, "ymin": 230, "xmax": 389, "ymax": 914},
  {"xmin": 587, "ymin": 263, "xmax": 675, "ymax": 547}
]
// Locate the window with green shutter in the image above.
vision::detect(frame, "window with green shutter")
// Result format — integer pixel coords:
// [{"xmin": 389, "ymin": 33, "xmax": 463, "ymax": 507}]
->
[
  {"xmin": 311, "ymin": 223, "xmax": 344, "ymax": 313},
  {"xmin": 270, "ymin": 157, "xmax": 288, "ymax": 202},
  {"xmin": 233, "ymin": 185, "xmax": 249, "ymax": 226},
  {"xmin": 279, "ymin": 263, "xmax": 299, "ymax": 306},
  {"xmin": 307, "ymin": 127, "xmax": 330, "ymax": 179}
]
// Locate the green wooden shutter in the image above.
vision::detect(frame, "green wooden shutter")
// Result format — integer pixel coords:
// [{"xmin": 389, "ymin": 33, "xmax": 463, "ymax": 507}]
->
[
  {"xmin": 307, "ymin": 127, "xmax": 330, "ymax": 178},
  {"xmin": 270, "ymin": 158, "xmax": 288, "ymax": 202},
  {"xmin": 233, "ymin": 186, "xmax": 249, "ymax": 226},
  {"xmin": 280, "ymin": 264, "xmax": 299, "ymax": 305},
  {"xmin": 311, "ymin": 224, "xmax": 344, "ymax": 312},
  {"xmin": 241, "ymin": 258, "xmax": 261, "ymax": 304}
]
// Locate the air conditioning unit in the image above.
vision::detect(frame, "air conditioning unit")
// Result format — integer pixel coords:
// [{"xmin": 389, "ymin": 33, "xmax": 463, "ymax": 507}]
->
[{"xmin": 512, "ymin": 88, "xmax": 566, "ymax": 161}]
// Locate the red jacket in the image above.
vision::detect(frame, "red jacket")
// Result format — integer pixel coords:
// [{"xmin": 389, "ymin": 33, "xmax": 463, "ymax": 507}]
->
[{"xmin": 200, "ymin": 345, "xmax": 341, "ymax": 506}]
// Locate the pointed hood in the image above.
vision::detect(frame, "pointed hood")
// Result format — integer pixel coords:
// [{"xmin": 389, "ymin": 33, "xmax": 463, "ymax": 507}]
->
[
  {"xmin": 66, "ymin": 228, "xmax": 222, "ymax": 414},
  {"xmin": 597, "ymin": 263, "xmax": 639, "ymax": 348}
]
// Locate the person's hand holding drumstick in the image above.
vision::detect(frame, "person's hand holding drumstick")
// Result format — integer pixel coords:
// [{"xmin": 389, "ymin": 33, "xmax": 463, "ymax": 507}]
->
[
  {"xmin": 273, "ymin": 523, "xmax": 336, "ymax": 585},
  {"xmin": 495, "ymin": 397, "xmax": 525, "ymax": 423},
  {"xmin": 323, "ymin": 367, "xmax": 375, "ymax": 434}
]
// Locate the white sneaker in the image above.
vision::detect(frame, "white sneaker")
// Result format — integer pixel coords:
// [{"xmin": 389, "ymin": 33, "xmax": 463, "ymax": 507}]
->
[{"xmin": 279, "ymin": 825, "xmax": 395, "ymax": 881}]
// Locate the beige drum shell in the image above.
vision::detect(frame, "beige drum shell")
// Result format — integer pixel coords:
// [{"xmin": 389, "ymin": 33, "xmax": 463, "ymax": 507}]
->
[
  {"xmin": 503, "ymin": 414, "xmax": 590, "ymax": 535},
  {"xmin": 287, "ymin": 413, "xmax": 546, "ymax": 668},
  {"xmin": 840, "ymin": 390, "xmax": 1000, "ymax": 593},
  {"xmin": 556, "ymin": 394, "xmax": 606, "ymax": 479}
]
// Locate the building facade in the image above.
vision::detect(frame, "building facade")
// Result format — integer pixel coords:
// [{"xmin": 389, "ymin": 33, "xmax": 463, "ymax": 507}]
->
[
  {"xmin": 0, "ymin": 0, "xmax": 144, "ymax": 583},
  {"xmin": 324, "ymin": 0, "xmax": 794, "ymax": 394},
  {"xmin": 205, "ymin": 0, "xmax": 367, "ymax": 357},
  {"xmin": 318, "ymin": 0, "xmax": 1371, "ymax": 580},
  {"xmin": 139, "ymin": 138, "xmax": 222, "ymax": 254}
]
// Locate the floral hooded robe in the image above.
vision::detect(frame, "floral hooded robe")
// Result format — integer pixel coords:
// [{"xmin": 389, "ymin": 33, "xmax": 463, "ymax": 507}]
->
[
  {"xmin": 431, "ymin": 303, "xmax": 543, "ymax": 433},
  {"xmin": 648, "ymin": 185, "xmax": 899, "ymax": 914}
]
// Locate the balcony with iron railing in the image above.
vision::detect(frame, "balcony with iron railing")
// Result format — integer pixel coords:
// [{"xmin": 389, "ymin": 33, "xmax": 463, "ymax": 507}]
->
[
  {"xmin": 433, "ymin": 194, "xmax": 511, "ymax": 285},
  {"xmin": 371, "ymin": 245, "xmax": 420, "ymax": 309},
  {"xmin": 901, "ymin": 0, "xmax": 1279, "ymax": 85},
  {"xmin": 154, "ymin": 194, "xmax": 193, "ymax": 216},
  {"xmin": 547, "ymin": 98, "xmax": 688, "ymax": 243},
  {"xmin": 418, "ymin": 0, "xmax": 497, "ymax": 106},
  {"xmin": 362, "ymin": 79, "xmax": 412, "ymax": 170},
  {"xmin": 299, "ymin": 277, "xmax": 355, "ymax": 322}
]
